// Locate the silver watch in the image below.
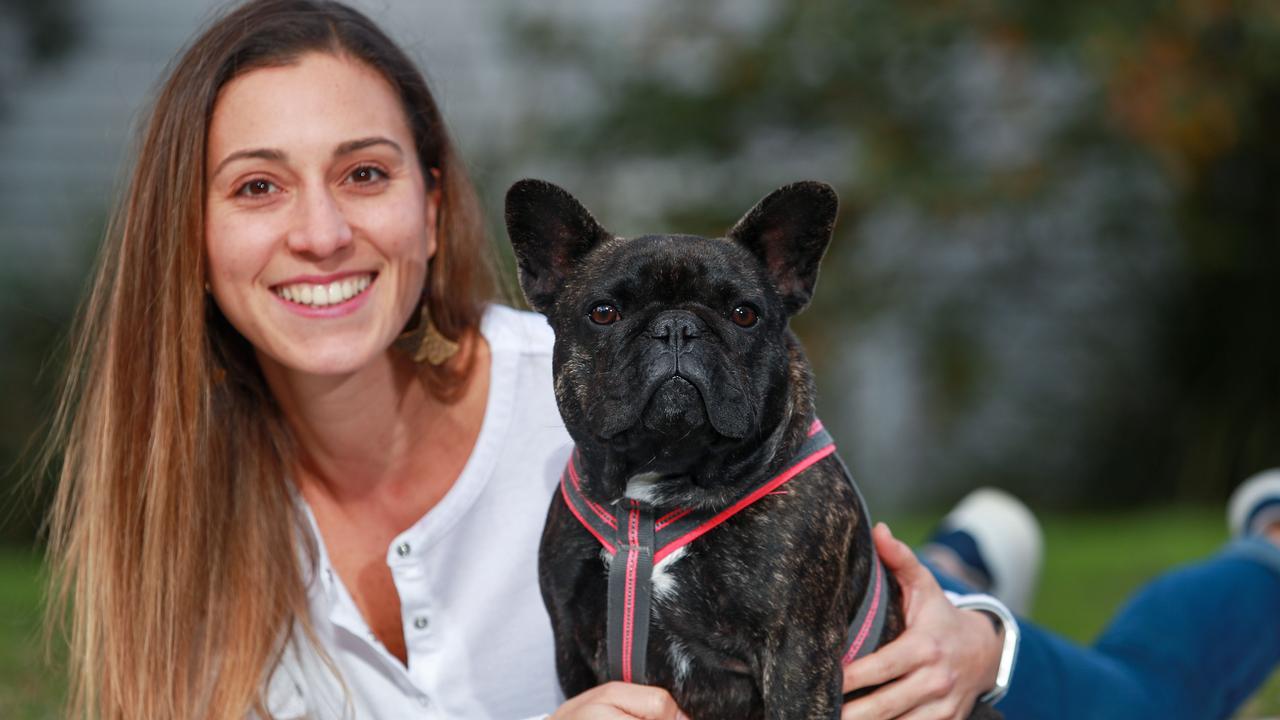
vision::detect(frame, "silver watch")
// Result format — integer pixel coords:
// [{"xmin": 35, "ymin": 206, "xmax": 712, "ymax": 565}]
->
[{"xmin": 949, "ymin": 593, "xmax": 1019, "ymax": 705}]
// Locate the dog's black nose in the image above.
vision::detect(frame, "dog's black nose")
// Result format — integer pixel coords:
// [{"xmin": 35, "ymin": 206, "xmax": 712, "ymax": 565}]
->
[{"xmin": 650, "ymin": 311, "xmax": 702, "ymax": 352}]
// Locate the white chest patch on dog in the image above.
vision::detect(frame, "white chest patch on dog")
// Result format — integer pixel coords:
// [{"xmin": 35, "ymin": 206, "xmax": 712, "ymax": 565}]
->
[
  {"xmin": 599, "ymin": 536, "xmax": 686, "ymax": 599},
  {"xmin": 624, "ymin": 472, "xmax": 663, "ymax": 503},
  {"xmin": 651, "ymin": 546, "xmax": 686, "ymax": 601}
]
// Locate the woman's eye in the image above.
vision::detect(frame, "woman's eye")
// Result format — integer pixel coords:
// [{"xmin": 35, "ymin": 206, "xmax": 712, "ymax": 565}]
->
[
  {"xmin": 236, "ymin": 178, "xmax": 279, "ymax": 197},
  {"xmin": 348, "ymin": 165, "xmax": 388, "ymax": 184},
  {"xmin": 589, "ymin": 304, "xmax": 621, "ymax": 325},
  {"xmin": 730, "ymin": 305, "xmax": 758, "ymax": 328}
]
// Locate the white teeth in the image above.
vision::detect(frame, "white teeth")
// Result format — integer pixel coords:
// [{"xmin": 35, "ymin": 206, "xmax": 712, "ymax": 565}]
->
[{"xmin": 274, "ymin": 274, "xmax": 374, "ymax": 308}]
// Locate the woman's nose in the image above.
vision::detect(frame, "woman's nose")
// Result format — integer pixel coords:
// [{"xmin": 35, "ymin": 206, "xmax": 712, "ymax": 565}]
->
[{"xmin": 286, "ymin": 187, "xmax": 353, "ymax": 257}]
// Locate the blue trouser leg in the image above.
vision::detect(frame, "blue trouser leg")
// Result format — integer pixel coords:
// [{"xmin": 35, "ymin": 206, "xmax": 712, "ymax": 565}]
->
[{"xmin": 930, "ymin": 537, "xmax": 1280, "ymax": 720}]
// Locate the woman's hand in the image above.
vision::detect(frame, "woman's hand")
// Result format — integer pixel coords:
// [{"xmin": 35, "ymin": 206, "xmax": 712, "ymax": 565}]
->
[
  {"xmin": 840, "ymin": 523, "xmax": 1003, "ymax": 720},
  {"xmin": 551, "ymin": 682, "xmax": 689, "ymax": 720}
]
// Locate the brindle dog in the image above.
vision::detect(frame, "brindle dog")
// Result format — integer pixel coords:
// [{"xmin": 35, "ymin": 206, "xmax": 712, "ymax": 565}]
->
[{"xmin": 506, "ymin": 179, "xmax": 1001, "ymax": 720}]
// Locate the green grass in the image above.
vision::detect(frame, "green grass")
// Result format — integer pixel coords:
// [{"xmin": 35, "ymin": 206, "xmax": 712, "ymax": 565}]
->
[
  {"xmin": 0, "ymin": 547, "xmax": 61, "ymax": 720},
  {"xmin": 1, "ymin": 509, "xmax": 1277, "ymax": 717}
]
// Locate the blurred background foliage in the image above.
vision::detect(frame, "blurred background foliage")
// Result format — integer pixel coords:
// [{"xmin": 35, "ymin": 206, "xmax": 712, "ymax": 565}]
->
[
  {"xmin": 1, "ymin": 0, "xmax": 1278, "ymax": 545},
  {"xmin": 499, "ymin": 0, "xmax": 1280, "ymax": 512}
]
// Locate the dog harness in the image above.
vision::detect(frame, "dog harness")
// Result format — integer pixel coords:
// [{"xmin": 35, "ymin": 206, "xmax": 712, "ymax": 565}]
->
[{"xmin": 559, "ymin": 419, "xmax": 890, "ymax": 684}]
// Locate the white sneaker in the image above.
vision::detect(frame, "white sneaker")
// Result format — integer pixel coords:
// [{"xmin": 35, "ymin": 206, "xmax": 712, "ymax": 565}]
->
[
  {"xmin": 1228, "ymin": 468, "xmax": 1280, "ymax": 539},
  {"xmin": 925, "ymin": 488, "xmax": 1044, "ymax": 616}
]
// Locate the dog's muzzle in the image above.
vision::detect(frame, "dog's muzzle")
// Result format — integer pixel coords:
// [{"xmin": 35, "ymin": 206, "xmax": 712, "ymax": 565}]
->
[{"xmin": 642, "ymin": 376, "xmax": 708, "ymax": 436}]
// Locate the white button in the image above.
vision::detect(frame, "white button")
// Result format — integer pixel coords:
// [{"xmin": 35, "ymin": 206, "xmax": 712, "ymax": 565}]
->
[
  {"xmin": 413, "ymin": 616, "xmax": 429, "ymax": 630},
  {"xmin": 417, "ymin": 695, "xmax": 429, "ymax": 708},
  {"xmin": 396, "ymin": 542, "xmax": 411, "ymax": 557}
]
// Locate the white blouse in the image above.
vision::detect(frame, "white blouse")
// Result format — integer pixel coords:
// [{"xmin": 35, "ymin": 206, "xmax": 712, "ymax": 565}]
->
[{"xmin": 264, "ymin": 305, "xmax": 570, "ymax": 719}]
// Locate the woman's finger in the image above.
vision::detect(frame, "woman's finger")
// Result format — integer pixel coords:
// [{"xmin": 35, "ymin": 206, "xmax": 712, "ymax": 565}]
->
[
  {"xmin": 841, "ymin": 667, "xmax": 952, "ymax": 720},
  {"xmin": 598, "ymin": 682, "xmax": 685, "ymax": 720},
  {"xmin": 894, "ymin": 697, "xmax": 969, "ymax": 720},
  {"xmin": 553, "ymin": 681, "xmax": 687, "ymax": 720},
  {"xmin": 873, "ymin": 523, "xmax": 935, "ymax": 588},
  {"xmin": 841, "ymin": 631, "xmax": 932, "ymax": 691}
]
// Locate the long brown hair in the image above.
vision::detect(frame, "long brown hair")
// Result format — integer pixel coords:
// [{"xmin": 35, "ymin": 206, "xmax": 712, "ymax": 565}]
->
[{"xmin": 45, "ymin": 2, "xmax": 495, "ymax": 718}]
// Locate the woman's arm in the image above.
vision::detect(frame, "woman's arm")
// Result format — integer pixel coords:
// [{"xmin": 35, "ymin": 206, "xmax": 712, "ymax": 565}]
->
[{"xmin": 840, "ymin": 524, "xmax": 1006, "ymax": 720}]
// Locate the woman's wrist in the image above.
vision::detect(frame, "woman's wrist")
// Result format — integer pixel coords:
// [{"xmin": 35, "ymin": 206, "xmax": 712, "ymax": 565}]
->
[
  {"xmin": 949, "ymin": 593, "xmax": 1020, "ymax": 703},
  {"xmin": 961, "ymin": 608, "xmax": 1003, "ymax": 694}
]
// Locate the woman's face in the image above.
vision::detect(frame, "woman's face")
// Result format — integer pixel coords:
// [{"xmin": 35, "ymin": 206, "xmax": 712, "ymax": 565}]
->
[{"xmin": 205, "ymin": 52, "xmax": 436, "ymax": 378}]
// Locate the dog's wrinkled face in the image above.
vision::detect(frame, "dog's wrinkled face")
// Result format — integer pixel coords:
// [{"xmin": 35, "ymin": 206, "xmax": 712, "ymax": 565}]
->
[
  {"xmin": 547, "ymin": 235, "xmax": 780, "ymax": 458},
  {"xmin": 507, "ymin": 180, "xmax": 837, "ymax": 503}
]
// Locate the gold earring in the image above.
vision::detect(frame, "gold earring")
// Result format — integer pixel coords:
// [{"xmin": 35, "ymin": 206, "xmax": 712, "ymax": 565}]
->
[{"xmin": 395, "ymin": 301, "xmax": 459, "ymax": 366}]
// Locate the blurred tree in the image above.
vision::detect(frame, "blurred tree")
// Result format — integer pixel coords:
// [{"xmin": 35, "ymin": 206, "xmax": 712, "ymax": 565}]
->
[
  {"xmin": 1097, "ymin": 4, "xmax": 1280, "ymax": 503},
  {"xmin": 501, "ymin": 0, "xmax": 1280, "ymax": 508},
  {"xmin": 0, "ymin": 0, "xmax": 81, "ymax": 543}
]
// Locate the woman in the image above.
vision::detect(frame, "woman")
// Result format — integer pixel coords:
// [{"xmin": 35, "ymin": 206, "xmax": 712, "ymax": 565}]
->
[{"xmin": 45, "ymin": 1, "xmax": 681, "ymax": 717}]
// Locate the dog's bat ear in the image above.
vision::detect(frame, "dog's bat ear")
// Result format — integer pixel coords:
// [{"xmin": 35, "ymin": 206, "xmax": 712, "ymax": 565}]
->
[
  {"xmin": 505, "ymin": 179, "xmax": 612, "ymax": 314},
  {"xmin": 728, "ymin": 181, "xmax": 838, "ymax": 316}
]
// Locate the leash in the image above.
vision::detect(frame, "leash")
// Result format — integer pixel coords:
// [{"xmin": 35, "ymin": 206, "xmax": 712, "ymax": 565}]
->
[{"xmin": 559, "ymin": 419, "xmax": 890, "ymax": 684}]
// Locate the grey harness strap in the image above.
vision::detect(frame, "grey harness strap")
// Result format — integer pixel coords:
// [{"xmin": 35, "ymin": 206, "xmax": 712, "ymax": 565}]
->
[{"xmin": 606, "ymin": 500, "xmax": 657, "ymax": 683}]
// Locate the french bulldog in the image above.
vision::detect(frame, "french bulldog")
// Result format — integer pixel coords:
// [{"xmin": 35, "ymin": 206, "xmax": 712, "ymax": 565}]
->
[{"xmin": 505, "ymin": 179, "xmax": 1000, "ymax": 720}]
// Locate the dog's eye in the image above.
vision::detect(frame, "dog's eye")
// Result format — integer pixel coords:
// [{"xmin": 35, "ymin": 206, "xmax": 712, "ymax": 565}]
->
[
  {"xmin": 730, "ymin": 305, "xmax": 758, "ymax": 328},
  {"xmin": 589, "ymin": 304, "xmax": 621, "ymax": 325}
]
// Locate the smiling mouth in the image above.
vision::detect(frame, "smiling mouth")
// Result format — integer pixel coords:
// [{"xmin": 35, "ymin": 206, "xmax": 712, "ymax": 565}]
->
[{"xmin": 272, "ymin": 272, "xmax": 376, "ymax": 308}]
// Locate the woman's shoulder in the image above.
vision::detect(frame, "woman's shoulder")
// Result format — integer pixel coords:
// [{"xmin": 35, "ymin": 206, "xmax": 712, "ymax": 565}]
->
[
  {"xmin": 480, "ymin": 303, "xmax": 555, "ymax": 358},
  {"xmin": 477, "ymin": 303, "xmax": 561, "ymax": 426}
]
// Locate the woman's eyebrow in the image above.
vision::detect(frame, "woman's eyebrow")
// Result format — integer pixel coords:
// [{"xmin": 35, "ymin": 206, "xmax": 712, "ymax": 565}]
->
[
  {"xmin": 334, "ymin": 136, "xmax": 403, "ymax": 158},
  {"xmin": 211, "ymin": 148, "xmax": 285, "ymax": 179}
]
